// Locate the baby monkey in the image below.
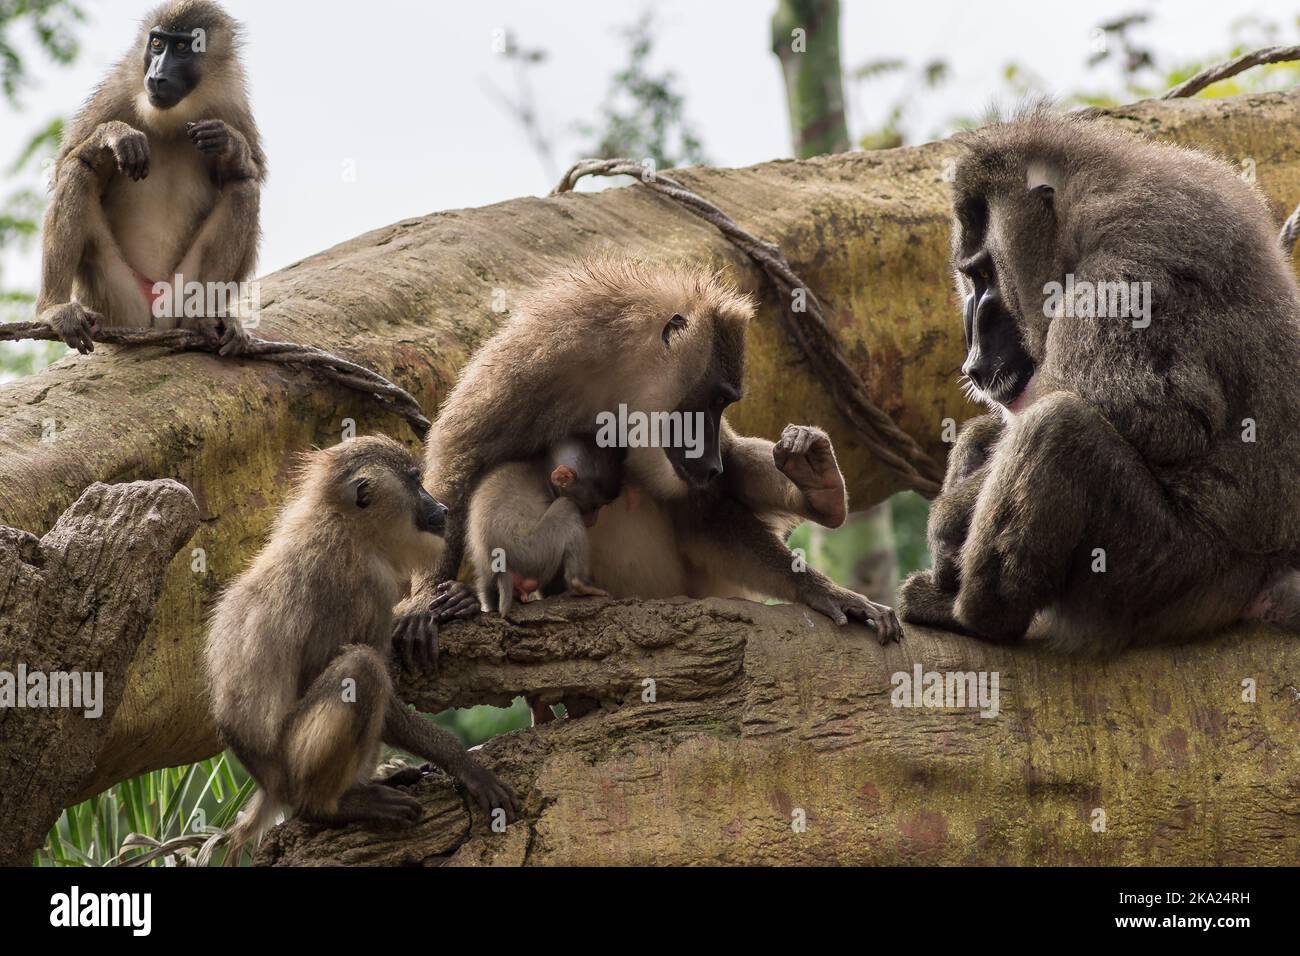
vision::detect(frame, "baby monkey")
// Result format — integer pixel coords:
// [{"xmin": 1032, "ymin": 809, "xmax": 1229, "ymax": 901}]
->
[
  {"xmin": 468, "ymin": 437, "xmax": 624, "ymax": 616},
  {"xmin": 206, "ymin": 435, "xmax": 516, "ymax": 854}
]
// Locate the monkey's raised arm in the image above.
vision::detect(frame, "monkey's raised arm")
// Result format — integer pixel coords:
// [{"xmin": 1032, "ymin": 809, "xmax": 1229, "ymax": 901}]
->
[
  {"xmin": 37, "ymin": 121, "xmax": 150, "ymax": 352},
  {"xmin": 722, "ymin": 423, "xmax": 849, "ymax": 529}
]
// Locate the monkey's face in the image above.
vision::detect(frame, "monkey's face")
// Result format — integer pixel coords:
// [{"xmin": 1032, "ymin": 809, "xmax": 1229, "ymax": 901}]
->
[
  {"xmin": 142, "ymin": 27, "xmax": 203, "ymax": 109},
  {"xmin": 549, "ymin": 444, "xmax": 624, "ymax": 524},
  {"xmin": 950, "ymin": 148, "xmax": 1065, "ymax": 416},
  {"xmin": 656, "ymin": 306, "xmax": 746, "ymax": 491},
  {"xmin": 326, "ymin": 437, "xmax": 447, "ymax": 569}
]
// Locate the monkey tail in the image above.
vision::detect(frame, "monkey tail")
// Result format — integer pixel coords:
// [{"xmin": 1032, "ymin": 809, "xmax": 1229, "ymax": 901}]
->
[{"xmin": 201, "ymin": 789, "xmax": 279, "ymax": 867}]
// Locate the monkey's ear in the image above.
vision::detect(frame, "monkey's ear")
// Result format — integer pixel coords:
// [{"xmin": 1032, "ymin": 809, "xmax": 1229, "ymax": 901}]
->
[
  {"xmin": 662, "ymin": 313, "xmax": 688, "ymax": 347},
  {"xmin": 1026, "ymin": 160, "xmax": 1060, "ymax": 206},
  {"xmin": 550, "ymin": 464, "xmax": 577, "ymax": 490},
  {"xmin": 351, "ymin": 477, "xmax": 372, "ymax": 509}
]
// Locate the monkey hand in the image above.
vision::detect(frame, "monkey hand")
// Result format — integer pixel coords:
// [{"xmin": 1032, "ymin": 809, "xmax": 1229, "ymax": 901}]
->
[
  {"xmin": 774, "ymin": 424, "xmax": 848, "ymax": 528},
  {"xmin": 105, "ymin": 123, "xmax": 149, "ymax": 180},
  {"xmin": 799, "ymin": 577, "xmax": 901, "ymax": 644},
  {"xmin": 428, "ymin": 579, "xmax": 481, "ymax": 622},
  {"xmin": 457, "ymin": 763, "xmax": 520, "ymax": 822},
  {"xmin": 391, "ymin": 610, "xmax": 440, "ymax": 672},
  {"xmin": 42, "ymin": 301, "xmax": 102, "ymax": 354},
  {"xmin": 187, "ymin": 119, "xmax": 234, "ymax": 158}
]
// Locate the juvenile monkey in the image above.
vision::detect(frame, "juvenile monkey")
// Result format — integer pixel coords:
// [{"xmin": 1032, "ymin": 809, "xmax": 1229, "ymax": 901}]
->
[
  {"xmin": 403, "ymin": 258, "xmax": 899, "ymax": 642},
  {"xmin": 37, "ymin": 0, "xmax": 264, "ymax": 355},
  {"xmin": 468, "ymin": 437, "xmax": 623, "ymax": 616},
  {"xmin": 205, "ymin": 436, "xmax": 516, "ymax": 853},
  {"xmin": 898, "ymin": 108, "xmax": 1300, "ymax": 651}
]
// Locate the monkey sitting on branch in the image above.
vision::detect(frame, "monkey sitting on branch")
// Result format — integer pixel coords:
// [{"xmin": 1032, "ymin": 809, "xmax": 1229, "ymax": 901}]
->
[
  {"xmin": 468, "ymin": 437, "xmax": 624, "ymax": 616},
  {"xmin": 400, "ymin": 257, "xmax": 900, "ymax": 644},
  {"xmin": 205, "ymin": 436, "xmax": 517, "ymax": 855},
  {"xmin": 37, "ymin": 0, "xmax": 264, "ymax": 356},
  {"xmin": 899, "ymin": 108, "xmax": 1300, "ymax": 651}
]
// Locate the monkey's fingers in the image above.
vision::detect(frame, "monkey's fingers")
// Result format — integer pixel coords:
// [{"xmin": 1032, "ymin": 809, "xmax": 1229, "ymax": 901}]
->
[
  {"xmin": 416, "ymin": 627, "xmax": 439, "ymax": 671},
  {"xmin": 188, "ymin": 120, "xmax": 231, "ymax": 156},
  {"xmin": 846, "ymin": 601, "xmax": 902, "ymax": 645},
  {"xmin": 429, "ymin": 580, "xmax": 479, "ymax": 621},
  {"xmin": 471, "ymin": 775, "xmax": 520, "ymax": 821},
  {"xmin": 115, "ymin": 136, "xmax": 149, "ymax": 181},
  {"xmin": 778, "ymin": 423, "xmax": 815, "ymax": 459},
  {"xmin": 217, "ymin": 319, "xmax": 251, "ymax": 357},
  {"xmin": 392, "ymin": 618, "xmax": 421, "ymax": 673},
  {"xmin": 77, "ymin": 312, "xmax": 100, "ymax": 354}
]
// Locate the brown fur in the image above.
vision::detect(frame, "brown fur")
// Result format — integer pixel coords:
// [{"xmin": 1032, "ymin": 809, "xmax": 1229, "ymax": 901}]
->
[
  {"xmin": 407, "ymin": 256, "xmax": 900, "ymax": 642},
  {"xmin": 898, "ymin": 108, "xmax": 1300, "ymax": 652},
  {"xmin": 467, "ymin": 438, "xmax": 622, "ymax": 615},
  {"xmin": 38, "ymin": 0, "xmax": 265, "ymax": 354},
  {"xmin": 205, "ymin": 436, "xmax": 515, "ymax": 857}
]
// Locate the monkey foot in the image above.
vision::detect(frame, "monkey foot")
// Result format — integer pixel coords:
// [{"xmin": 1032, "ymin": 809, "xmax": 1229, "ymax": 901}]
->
[{"xmin": 774, "ymin": 424, "xmax": 848, "ymax": 528}]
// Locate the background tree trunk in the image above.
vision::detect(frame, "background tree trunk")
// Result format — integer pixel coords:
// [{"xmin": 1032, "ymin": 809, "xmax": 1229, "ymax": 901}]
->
[
  {"xmin": 256, "ymin": 599, "xmax": 1300, "ymax": 866},
  {"xmin": 0, "ymin": 90, "xmax": 1297, "ymax": 803},
  {"xmin": 771, "ymin": 0, "xmax": 851, "ymax": 157},
  {"xmin": 0, "ymin": 480, "xmax": 198, "ymax": 865},
  {"xmin": 769, "ymin": 0, "xmax": 900, "ymax": 605}
]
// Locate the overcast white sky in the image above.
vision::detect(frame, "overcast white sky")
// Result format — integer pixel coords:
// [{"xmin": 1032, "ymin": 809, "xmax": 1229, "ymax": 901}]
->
[{"xmin": 1, "ymin": 0, "xmax": 1296, "ymax": 287}]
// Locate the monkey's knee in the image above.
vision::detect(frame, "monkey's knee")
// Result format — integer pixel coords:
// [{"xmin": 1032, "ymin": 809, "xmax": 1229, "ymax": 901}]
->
[{"xmin": 284, "ymin": 645, "xmax": 391, "ymax": 814}]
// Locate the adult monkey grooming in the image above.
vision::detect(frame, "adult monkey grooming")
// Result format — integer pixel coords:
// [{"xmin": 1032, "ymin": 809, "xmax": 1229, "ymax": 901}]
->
[
  {"xmin": 898, "ymin": 109, "xmax": 1300, "ymax": 651},
  {"xmin": 401, "ymin": 258, "xmax": 900, "ymax": 642},
  {"xmin": 37, "ymin": 0, "xmax": 264, "ymax": 355}
]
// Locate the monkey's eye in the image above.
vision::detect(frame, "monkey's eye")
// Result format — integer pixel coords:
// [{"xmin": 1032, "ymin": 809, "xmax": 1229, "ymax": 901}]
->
[
  {"xmin": 662, "ymin": 313, "xmax": 688, "ymax": 346},
  {"xmin": 352, "ymin": 477, "xmax": 372, "ymax": 509},
  {"xmin": 151, "ymin": 37, "xmax": 163, "ymax": 50},
  {"xmin": 177, "ymin": 41, "xmax": 189, "ymax": 52},
  {"xmin": 958, "ymin": 249, "xmax": 995, "ymax": 293}
]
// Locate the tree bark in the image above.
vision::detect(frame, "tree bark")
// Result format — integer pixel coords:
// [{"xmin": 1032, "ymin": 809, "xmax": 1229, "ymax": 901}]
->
[
  {"xmin": 255, "ymin": 598, "xmax": 1300, "ymax": 866},
  {"xmin": 0, "ymin": 90, "xmax": 1297, "ymax": 799},
  {"xmin": 0, "ymin": 480, "xmax": 198, "ymax": 865}
]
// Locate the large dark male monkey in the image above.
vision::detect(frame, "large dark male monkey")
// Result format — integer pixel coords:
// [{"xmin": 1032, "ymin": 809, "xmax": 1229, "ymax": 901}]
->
[
  {"xmin": 400, "ymin": 258, "xmax": 900, "ymax": 644},
  {"xmin": 898, "ymin": 109, "xmax": 1300, "ymax": 652},
  {"xmin": 37, "ymin": 0, "xmax": 264, "ymax": 355}
]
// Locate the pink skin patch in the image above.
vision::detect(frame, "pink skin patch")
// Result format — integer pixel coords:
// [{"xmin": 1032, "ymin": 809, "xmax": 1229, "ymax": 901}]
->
[
  {"xmin": 511, "ymin": 572, "xmax": 539, "ymax": 603},
  {"xmin": 1005, "ymin": 372, "xmax": 1037, "ymax": 414},
  {"xmin": 133, "ymin": 270, "xmax": 165, "ymax": 309},
  {"xmin": 624, "ymin": 484, "xmax": 640, "ymax": 512}
]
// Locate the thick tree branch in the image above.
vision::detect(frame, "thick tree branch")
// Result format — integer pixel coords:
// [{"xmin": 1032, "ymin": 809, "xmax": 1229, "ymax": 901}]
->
[
  {"xmin": 1, "ymin": 90, "xmax": 1297, "ymax": 797},
  {"xmin": 0, "ymin": 480, "xmax": 198, "ymax": 865},
  {"xmin": 256, "ymin": 598, "xmax": 1300, "ymax": 866}
]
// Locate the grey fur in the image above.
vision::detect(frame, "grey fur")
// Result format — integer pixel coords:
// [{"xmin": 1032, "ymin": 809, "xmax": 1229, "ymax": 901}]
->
[{"xmin": 899, "ymin": 108, "xmax": 1300, "ymax": 653}]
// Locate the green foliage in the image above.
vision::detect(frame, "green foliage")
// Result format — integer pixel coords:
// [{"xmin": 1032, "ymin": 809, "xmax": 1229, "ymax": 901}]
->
[
  {"xmin": 578, "ymin": 12, "xmax": 709, "ymax": 169},
  {"xmin": 787, "ymin": 490, "xmax": 932, "ymax": 593},
  {"xmin": 0, "ymin": 0, "xmax": 83, "ymax": 106},
  {"xmin": 36, "ymin": 754, "xmax": 255, "ymax": 866},
  {"xmin": 1, "ymin": 6, "xmax": 78, "ymax": 379},
  {"xmin": 432, "ymin": 696, "xmax": 531, "ymax": 746}
]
